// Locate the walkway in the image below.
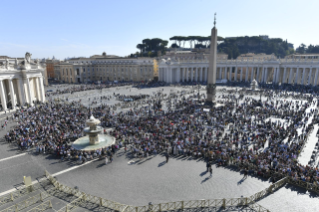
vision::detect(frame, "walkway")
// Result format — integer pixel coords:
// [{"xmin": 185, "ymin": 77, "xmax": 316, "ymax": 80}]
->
[{"xmin": 298, "ymin": 124, "xmax": 318, "ymax": 166}]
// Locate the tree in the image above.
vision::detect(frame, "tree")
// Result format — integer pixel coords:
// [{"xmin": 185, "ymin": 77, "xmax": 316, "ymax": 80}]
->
[
  {"xmin": 136, "ymin": 44, "xmax": 145, "ymax": 54},
  {"xmin": 296, "ymin": 43, "xmax": 306, "ymax": 54},
  {"xmin": 171, "ymin": 43, "xmax": 179, "ymax": 48},
  {"xmin": 135, "ymin": 38, "xmax": 169, "ymax": 57}
]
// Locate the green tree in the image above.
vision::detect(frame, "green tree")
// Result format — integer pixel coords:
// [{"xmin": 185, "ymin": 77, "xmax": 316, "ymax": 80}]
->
[
  {"xmin": 296, "ymin": 43, "xmax": 306, "ymax": 54},
  {"xmin": 136, "ymin": 38, "xmax": 168, "ymax": 57}
]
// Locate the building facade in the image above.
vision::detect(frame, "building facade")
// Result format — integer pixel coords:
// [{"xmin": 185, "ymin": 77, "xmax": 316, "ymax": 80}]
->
[
  {"xmin": 158, "ymin": 56, "xmax": 319, "ymax": 86},
  {"xmin": 65, "ymin": 55, "xmax": 154, "ymax": 83},
  {"xmin": 59, "ymin": 62, "xmax": 75, "ymax": 83},
  {"xmin": 0, "ymin": 52, "xmax": 46, "ymax": 110},
  {"xmin": 46, "ymin": 59, "xmax": 59, "ymax": 80}
]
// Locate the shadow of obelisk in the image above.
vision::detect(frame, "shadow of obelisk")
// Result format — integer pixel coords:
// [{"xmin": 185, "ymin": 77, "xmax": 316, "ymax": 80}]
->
[{"xmin": 205, "ymin": 13, "xmax": 218, "ymax": 107}]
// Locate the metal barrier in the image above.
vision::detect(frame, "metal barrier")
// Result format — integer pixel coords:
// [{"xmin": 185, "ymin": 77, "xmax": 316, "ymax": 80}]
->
[
  {"xmin": 26, "ymin": 200, "xmax": 53, "ymax": 212},
  {"xmin": 45, "ymin": 170, "xmax": 276, "ymax": 212},
  {"xmin": 0, "ymin": 179, "xmax": 51, "ymax": 207},
  {"xmin": 287, "ymin": 177, "xmax": 319, "ymax": 194},
  {"xmin": 57, "ymin": 197, "xmax": 83, "ymax": 212},
  {"xmin": 0, "ymin": 188, "xmax": 54, "ymax": 212},
  {"xmin": 248, "ymin": 202, "xmax": 270, "ymax": 212}
]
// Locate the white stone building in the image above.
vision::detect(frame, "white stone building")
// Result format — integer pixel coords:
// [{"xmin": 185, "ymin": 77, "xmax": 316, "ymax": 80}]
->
[
  {"xmin": 158, "ymin": 56, "xmax": 319, "ymax": 86},
  {"xmin": 0, "ymin": 53, "xmax": 46, "ymax": 110}
]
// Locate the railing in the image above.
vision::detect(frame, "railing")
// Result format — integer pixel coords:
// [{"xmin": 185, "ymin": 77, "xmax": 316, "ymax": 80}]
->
[
  {"xmin": 287, "ymin": 177, "xmax": 319, "ymax": 194},
  {"xmin": 0, "ymin": 179, "xmax": 52, "ymax": 207},
  {"xmin": 45, "ymin": 170, "xmax": 276, "ymax": 212},
  {"xmin": 26, "ymin": 200, "xmax": 53, "ymax": 212},
  {"xmin": 248, "ymin": 202, "xmax": 270, "ymax": 212},
  {"xmin": 57, "ymin": 197, "xmax": 83, "ymax": 212},
  {"xmin": 0, "ymin": 188, "xmax": 54, "ymax": 212}
]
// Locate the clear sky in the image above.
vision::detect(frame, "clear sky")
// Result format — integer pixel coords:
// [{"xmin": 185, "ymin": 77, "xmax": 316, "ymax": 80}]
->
[{"xmin": 1, "ymin": 0, "xmax": 319, "ymax": 60}]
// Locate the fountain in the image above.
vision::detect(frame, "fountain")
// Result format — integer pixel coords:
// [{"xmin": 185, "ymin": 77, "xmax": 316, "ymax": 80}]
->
[{"xmin": 72, "ymin": 115, "xmax": 116, "ymax": 151}]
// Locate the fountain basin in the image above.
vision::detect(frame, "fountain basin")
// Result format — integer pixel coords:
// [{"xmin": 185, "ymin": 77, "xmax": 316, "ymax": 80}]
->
[{"xmin": 72, "ymin": 134, "xmax": 116, "ymax": 151}]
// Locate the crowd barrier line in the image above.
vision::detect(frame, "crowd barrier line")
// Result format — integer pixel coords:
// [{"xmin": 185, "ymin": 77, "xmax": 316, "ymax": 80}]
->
[
  {"xmin": 0, "ymin": 179, "xmax": 52, "ymax": 207},
  {"xmin": 45, "ymin": 170, "xmax": 275, "ymax": 212},
  {"xmin": 0, "ymin": 187, "xmax": 55, "ymax": 212},
  {"xmin": 26, "ymin": 200, "xmax": 53, "ymax": 212}
]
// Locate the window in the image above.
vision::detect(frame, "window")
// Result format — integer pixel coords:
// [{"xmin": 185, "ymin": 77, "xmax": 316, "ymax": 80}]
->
[{"xmin": 77, "ymin": 69, "xmax": 80, "ymax": 75}]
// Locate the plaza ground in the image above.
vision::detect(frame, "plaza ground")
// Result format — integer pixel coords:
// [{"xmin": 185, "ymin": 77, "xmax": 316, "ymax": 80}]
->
[{"xmin": 0, "ymin": 84, "xmax": 319, "ymax": 211}]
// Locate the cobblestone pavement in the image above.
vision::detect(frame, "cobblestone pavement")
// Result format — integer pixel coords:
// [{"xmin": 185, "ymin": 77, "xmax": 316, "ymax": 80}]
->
[
  {"xmin": 55, "ymin": 149, "xmax": 272, "ymax": 206},
  {"xmin": 0, "ymin": 85, "xmax": 319, "ymax": 212},
  {"xmin": 257, "ymin": 184, "xmax": 319, "ymax": 212}
]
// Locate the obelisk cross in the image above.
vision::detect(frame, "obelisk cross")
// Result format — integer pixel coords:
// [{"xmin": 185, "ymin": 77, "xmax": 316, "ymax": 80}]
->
[{"xmin": 214, "ymin": 13, "xmax": 216, "ymax": 27}]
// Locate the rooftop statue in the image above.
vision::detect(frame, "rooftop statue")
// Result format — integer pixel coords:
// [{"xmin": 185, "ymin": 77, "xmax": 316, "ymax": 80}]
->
[
  {"xmin": 5, "ymin": 58, "xmax": 9, "ymax": 69},
  {"xmin": 25, "ymin": 52, "xmax": 32, "ymax": 64}
]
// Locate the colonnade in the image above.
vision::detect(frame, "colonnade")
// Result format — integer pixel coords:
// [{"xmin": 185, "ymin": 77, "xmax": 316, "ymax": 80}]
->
[
  {"xmin": 0, "ymin": 76, "xmax": 45, "ymax": 110},
  {"xmin": 159, "ymin": 67, "xmax": 208, "ymax": 83},
  {"xmin": 158, "ymin": 58, "xmax": 319, "ymax": 86}
]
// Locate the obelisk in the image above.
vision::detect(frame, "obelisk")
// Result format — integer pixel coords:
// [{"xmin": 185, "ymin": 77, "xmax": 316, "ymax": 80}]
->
[{"xmin": 206, "ymin": 13, "xmax": 217, "ymax": 106}]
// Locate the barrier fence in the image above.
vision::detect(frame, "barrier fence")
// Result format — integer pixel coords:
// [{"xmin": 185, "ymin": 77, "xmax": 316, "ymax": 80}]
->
[
  {"xmin": 0, "ymin": 179, "xmax": 51, "ymax": 207},
  {"xmin": 43, "ymin": 169, "xmax": 319, "ymax": 212},
  {"xmin": 0, "ymin": 187, "xmax": 54, "ymax": 212},
  {"xmin": 57, "ymin": 197, "xmax": 83, "ymax": 212},
  {"xmin": 1, "ymin": 169, "xmax": 315, "ymax": 212},
  {"xmin": 26, "ymin": 200, "xmax": 53, "ymax": 212},
  {"xmin": 45, "ymin": 170, "xmax": 274, "ymax": 212}
]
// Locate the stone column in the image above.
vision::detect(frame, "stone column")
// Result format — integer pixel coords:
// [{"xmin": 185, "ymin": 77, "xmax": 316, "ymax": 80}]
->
[
  {"xmin": 9, "ymin": 79, "xmax": 16, "ymax": 108},
  {"xmin": 205, "ymin": 68, "xmax": 208, "ymax": 82},
  {"xmin": 295, "ymin": 68, "xmax": 300, "ymax": 84},
  {"xmin": 307, "ymin": 68, "xmax": 313, "ymax": 85},
  {"xmin": 288, "ymin": 68, "xmax": 293, "ymax": 84},
  {"xmin": 245, "ymin": 67, "xmax": 249, "ymax": 82},
  {"xmin": 314, "ymin": 68, "xmax": 319, "ymax": 86},
  {"xmin": 272, "ymin": 68, "xmax": 277, "ymax": 83},
  {"xmin": 200, "ymin": 67, "xmax": 204, "ymax": 82},
  {"xmin": 301, "ymin": 68, "xmax": 306, "ymax": 85},
  {"xmin": 262, "ymin": 67, "xmax": 266, "ymax": 83},
  {"xmin": 283, "ymin": 67, "xmax": 287, "ymax": 84},
  {"xmin": 234, "ymin": 67, "xmax": 238, "ymax": 81},
  {"xmin": 38, "ymin": 77, "xmax": 45, "ymax": 102},
  {"xmin": 240, "ymin": 67, "xmax": 243, "ymax": 81},
  {"xmin": 257, "ymin": 67, "xmax": 260, "ymax": 82},
  {"xmin": 0, "ymin": 80, "xmax": 7, "ymax": 110},
  {"xmin": 277, "ymin": 67, "xmax": 281, "ymax": 83},
  {"xmin": 250, "ymin": 66, "xmax": 255, "ymax": 82},
  {"xmin": 17, "ymin": 78, "xmax": 25, "ymax": 106}
]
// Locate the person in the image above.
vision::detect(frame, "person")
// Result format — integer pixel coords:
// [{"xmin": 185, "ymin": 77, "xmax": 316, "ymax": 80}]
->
[
  {"xmin": 244, "ymin": 168, "xmax": 248, "ymax": 179},
  {"xmin": 105, "ymin": 156, "xmax": 108, "ymax": 164},
  {"xmin": 206, "ymin": 162, "xmax": 210, "ymax": 172},
  {"xmin": 209, "ymin": 166, "xmax": 213, "ymax": 177},
  {"xmin": 165, "ymin": 152, "xmax": 169, "ymax": 163}
]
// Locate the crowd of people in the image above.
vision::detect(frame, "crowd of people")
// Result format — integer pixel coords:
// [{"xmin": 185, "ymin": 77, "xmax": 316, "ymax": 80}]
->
[{"xmin": 3, "ymin": 84, "xmax": 319, "ymax": 188}]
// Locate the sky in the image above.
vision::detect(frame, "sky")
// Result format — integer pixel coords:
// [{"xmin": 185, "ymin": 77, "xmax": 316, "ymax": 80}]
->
[{"xmin": 1, "ymin": 0, "xmax": 319, "ymax": 60}]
